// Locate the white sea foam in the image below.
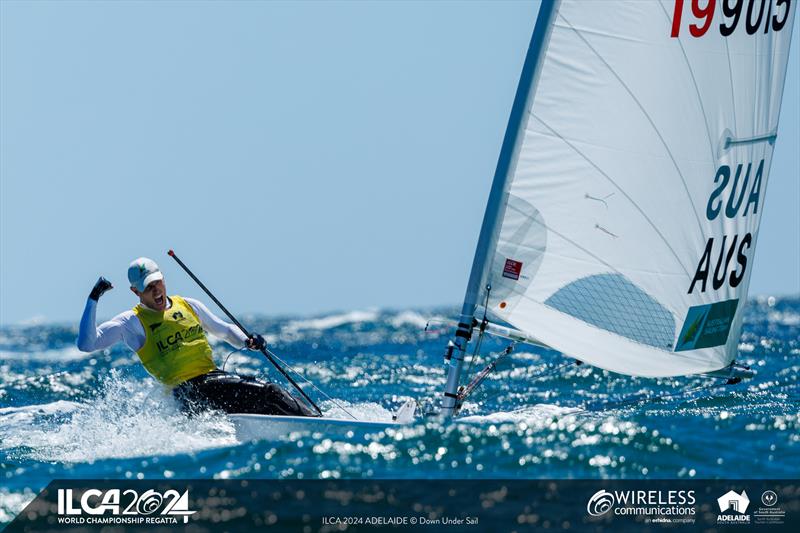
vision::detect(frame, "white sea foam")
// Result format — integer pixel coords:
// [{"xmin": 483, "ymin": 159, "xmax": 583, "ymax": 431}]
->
[
  {"xmin": 0, "ymin": 488, "xmax": 37, "ymax": 523},
  {"xmin": 0, "ymin": 364, "xmax": 30, "ymax": 386},
  {"xmin": 1, "ymin": 371, "xmax": 237, "ymax": 463},
  {"xmin": 0, "ymin": 400, "xmax": 82, "ymax": 427},
  {"xmin": 767, "ymin": 311, "xmax": 800, "ymax": 326},
  {"xmin": 0, "ymin": 345, "xmax": 90, "ymax": 362},
  {"xmin": 388, "ymin": 311, "xmax": 431, "ymax": 329},
  {"xmin": 284, "ymin": 310, "xmax": 379, "ymax": 332},
  {"xmin": 404, "ymin": 373, "xmax": 443, "ymax": 387},
  {"xmin": 17, "ymin": 315, "xmax": 48, "ymax": 326},
  {"xmin": 456, "ymin": 403, "xmax": 578, "ymax": 426}
]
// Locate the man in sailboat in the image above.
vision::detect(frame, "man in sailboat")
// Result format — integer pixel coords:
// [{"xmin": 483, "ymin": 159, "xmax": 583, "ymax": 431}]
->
[{"xmin": 77, "ymin": 257, "xmax": 317, "ymax": 417}]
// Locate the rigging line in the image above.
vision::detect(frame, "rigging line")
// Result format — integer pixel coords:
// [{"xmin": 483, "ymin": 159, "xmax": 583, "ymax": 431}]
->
[
  {"xmin": 464, "ymin": 341, "xmax": 480, "ymax": 379},
  {"xmin": 656, "ymin": 0, "xmax": 717, "ymax": 164},
  {"xmin": 465, "ymin": 287, "xmax": 492, "ymax": 379},
  {"xmin": 467, "ymin": 319, "xmax": 486, "ymax": 376},
  {"xmin": 476, "ymin": 360, "xmax": 575, "ymax": 406},
  {"xmin": 557, "ymin": 12, "xmax": 707, "ymax": 239},
  {"xmin": 221, "ymin": 346, "xmax": 248, "ymax": 372},
  {"xmin": 465, "ymin": 332, "xmax": 483, "ymax": 385},
  {"xmin": 459, "ymin": 342, "xmax": 516, "ymax": 404},
  {"xmin": 530, "ymin": 115, "xmax": 692, "ymax": 277},
  {"xmin": 220, "ymin": 344, "xmax": 355, "ymax": 418},
  {"xmin": 266, "ymin": 349, "xmax": 359, "ymax": 421}
]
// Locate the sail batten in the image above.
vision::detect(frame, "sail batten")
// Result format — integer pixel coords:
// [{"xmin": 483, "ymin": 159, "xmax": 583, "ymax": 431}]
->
[
  {"xmin": 530, "ymin": 114, "xmax": 698, "ymax": 277},
  {"xmin": 466, "ymin": 0, "xmax": 795, "ymax": 378},
  {"xmin": 559, "ymin": 11, "xmax": 710, "ymax": 236}
]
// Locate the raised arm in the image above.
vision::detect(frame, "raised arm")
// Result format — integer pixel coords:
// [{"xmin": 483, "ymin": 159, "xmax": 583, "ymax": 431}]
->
[
  {"xmin": 184, "ymin": 297, "xmax": 249, "ymax": 347},
  {"xmin": 77, "ymin": 277, "xmax": 144, "ymax": 353},
  {"xmin": 77, "ymin": 299, "xmax": 128, "ymax": 352}
]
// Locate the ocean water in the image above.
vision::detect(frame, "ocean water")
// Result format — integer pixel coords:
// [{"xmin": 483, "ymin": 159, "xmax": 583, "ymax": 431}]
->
[{"xmin": 1, "ymin": 297, "xmax": 798, "ymax": 524}]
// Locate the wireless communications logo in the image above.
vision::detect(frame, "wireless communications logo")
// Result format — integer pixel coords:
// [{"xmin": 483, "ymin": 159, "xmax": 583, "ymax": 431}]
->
[
  {"xmin": 585, "ymin": 489, "xmax": 696, "ymax": 524},
  {"xmin": 57, "ymin": 488, "xmax": 196, "ymax": 525},
  {"xmin": 587, "ymin": 490, "xmax": 615, "ymax": 516}
]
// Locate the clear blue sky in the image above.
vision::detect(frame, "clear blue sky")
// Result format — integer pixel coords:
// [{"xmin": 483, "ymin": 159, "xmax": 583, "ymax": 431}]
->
[{"xmin": 1, "ymin": 1, "xmax": 798, "ymax": 325}]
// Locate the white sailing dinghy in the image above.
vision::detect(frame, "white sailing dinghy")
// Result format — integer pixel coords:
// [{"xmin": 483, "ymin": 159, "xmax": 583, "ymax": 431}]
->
[
  {"xmin": 231, "ymin": 412, "xmax": 407, "ymax": 442},
  {"xmin": 230, "ymin": 0, "xmax": 797, "ymax": 439}
]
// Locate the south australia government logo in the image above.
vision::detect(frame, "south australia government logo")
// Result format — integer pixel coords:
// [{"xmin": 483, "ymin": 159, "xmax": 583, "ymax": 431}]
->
[
  {"xmin": 57, "ymin": 488, "xmax": 196, "ymax": 525},
  {"xmin": 717, "ymin": 489, "xmax": 750, "ymax": 524}
]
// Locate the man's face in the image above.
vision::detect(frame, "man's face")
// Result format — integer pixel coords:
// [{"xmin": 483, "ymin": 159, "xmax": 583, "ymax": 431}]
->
[{"xmin": 135, "ymin": 279, "xmax": 167, "ymax": 310}]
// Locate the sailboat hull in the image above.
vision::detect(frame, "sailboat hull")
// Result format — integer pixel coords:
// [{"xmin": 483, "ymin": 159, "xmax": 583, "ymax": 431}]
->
[{"xmin": 229, "ymin": 414, "xmax": 401, "ymax": 442}]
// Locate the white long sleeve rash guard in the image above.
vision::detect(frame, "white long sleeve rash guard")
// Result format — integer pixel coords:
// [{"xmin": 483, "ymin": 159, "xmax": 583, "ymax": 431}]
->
[{"xmin": 77, "ymin": 296, "xmax": 248, "ymax": 353}]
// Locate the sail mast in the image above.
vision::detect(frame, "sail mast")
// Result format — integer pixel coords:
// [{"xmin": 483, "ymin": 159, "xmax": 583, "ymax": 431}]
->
[{"xmin": 440, "ymin": 0, "xmax": 561, "ymax": 417}]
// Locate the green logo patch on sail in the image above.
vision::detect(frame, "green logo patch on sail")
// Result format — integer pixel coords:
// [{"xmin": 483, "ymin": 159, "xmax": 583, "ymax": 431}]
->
[{"xmin": 675, "ymin": 299, "xmax": 739, "ymax": 351}]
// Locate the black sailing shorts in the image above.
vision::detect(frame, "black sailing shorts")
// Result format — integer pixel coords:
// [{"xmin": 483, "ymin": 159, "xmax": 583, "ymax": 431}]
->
[{"xmin": 172, "ymin": 370, "xmax": 318, "ymax": 417}]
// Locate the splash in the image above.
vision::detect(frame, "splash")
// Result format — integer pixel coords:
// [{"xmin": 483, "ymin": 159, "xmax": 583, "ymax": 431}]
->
[
  {"xmin": 0, "ymin": 400, "xmax": 81, "ymax": 426},
  {"xmin": 457, "ymin": 403, "xmax": 578, "ymax": 426},
  {"xmin": 0, "ymin": 488, "xmax": 36, "ymax": 523},
  {"xmin": 1, "ymin": 371, "xmax": 236, "ymax": 463}
]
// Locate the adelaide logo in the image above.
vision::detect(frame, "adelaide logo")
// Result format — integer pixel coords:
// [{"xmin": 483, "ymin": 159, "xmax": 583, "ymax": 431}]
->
[
  {"xmin": 717, "ymin": 489, "xmax": 750, "ymax": 524},
  {"xmin": 718, "ymin": 489, "xmax": 749, "ymax": 514},
  {"xmin": 586, "ymin": 490, "xmax": 614, "ymax": 516}
]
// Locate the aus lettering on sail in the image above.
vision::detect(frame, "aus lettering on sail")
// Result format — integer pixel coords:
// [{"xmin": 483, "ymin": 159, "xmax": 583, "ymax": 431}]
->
[{"xmin": 688, "ymin": 159, "xmax": 764, "ymax": 294}]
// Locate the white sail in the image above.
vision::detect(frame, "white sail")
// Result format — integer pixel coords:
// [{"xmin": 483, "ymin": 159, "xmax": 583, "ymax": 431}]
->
[{"xmin": 477, "ymin": 0, "xmax": 796, "ymax": 377}]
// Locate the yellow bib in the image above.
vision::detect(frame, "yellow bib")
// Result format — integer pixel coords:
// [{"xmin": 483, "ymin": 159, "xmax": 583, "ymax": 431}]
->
[{"xmin": 133, "ymin": 295, "xmax": 216, "ymax": 386}]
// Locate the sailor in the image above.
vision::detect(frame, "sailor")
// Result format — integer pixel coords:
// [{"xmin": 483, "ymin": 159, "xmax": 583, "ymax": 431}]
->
[{"xmin": 77, "ymin": 257, "xmax": 317, "ymax": 417}]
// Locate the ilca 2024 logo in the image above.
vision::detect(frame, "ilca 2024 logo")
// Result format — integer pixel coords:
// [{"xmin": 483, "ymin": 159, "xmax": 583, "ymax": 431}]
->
[{"xmin": 57, "ymin": 488, "xmax": 196, "ymax": 525}]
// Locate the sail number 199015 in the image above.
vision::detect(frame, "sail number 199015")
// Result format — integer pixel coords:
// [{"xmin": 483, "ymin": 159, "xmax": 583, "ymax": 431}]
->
[{"xmin": 670, "ymin": 0, "xmax": 792, "ymax": 38}]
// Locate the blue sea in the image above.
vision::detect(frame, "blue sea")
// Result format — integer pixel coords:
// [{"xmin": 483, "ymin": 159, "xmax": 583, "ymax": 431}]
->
[{"xmin": 1, "ymin": 297, "xmax": 798, "ymax": 525}]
